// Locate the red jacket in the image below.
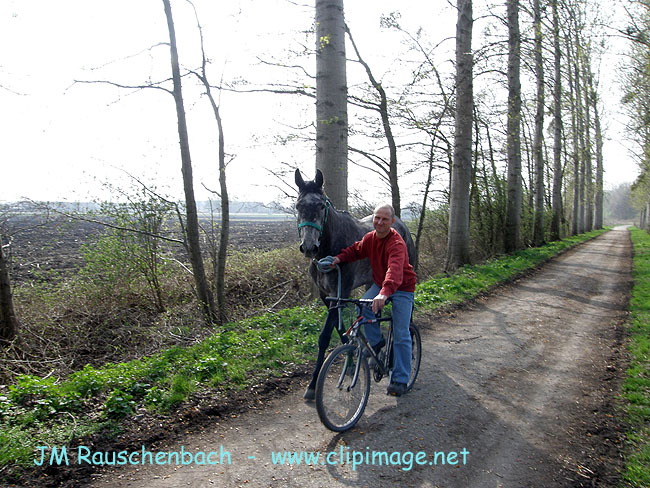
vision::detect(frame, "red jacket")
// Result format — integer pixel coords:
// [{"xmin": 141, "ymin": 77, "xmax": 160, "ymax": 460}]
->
[{"xmin": 336, "ymin": 228, "xmax": 417, "ymax": 297}]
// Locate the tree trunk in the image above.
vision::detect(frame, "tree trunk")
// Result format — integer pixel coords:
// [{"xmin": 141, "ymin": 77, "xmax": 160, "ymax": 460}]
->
[
  {"xmin": 191, "ymin": 4, "xmax": 230, "ymax": 325},
  {"xmin": 0, "ymin": 237, "xmax": 18, "ymax": 345},
  {"xmin": 215, "ymin": 110, "xmax": 229, "ymax": 325},
  {"xmin": 478, "ymin": 129, "xmax": 496, "ymax": 254},
  {"xmin": 445, "ymin": 0, "xmax": 473, "ymax": 272},
  {"xmin": 573, "ymin": 59, "xmax": 585, "ymax": 235},
  {"xmin": 315, "ymin": 0, "xmax": 348, "ymax": 210},
  {"xmin": 162, "ymin": 0, "xmax": 216, "ymax": 323},
  {"xmin": 550, "ymin": 0, "xmax": 563, "ymax": 241},
  {"xmin": 594, "ymin": 101, "xmax": 604, "ymax": 229},
  {"xmin": 584, "ymin": 69, "xmax": 594, "ymax": 232},
  {"xmin": 484, "ymin": 119, "xmax": 505, "ymax": 252},
  {"xmin": 532, "ymin": 0, "xmax": 545, "ymax": 246},
  {"xmin": 573, "ymin": 28, "xmax": 586, "ymax": 235},
  {"xmin": 504, "ymin": 0, "xmax": 522, "ymax": 253},
  {"xmin": 414, "ymin": 139, "xmax": 436, "ymax": 275},
  {"xmin": 201, "ymin": 84, "xmax": 229, "ymax": 325},
  {"xmin": 567, "ymin": 50, "xmax": 579, "ymax": 236}
]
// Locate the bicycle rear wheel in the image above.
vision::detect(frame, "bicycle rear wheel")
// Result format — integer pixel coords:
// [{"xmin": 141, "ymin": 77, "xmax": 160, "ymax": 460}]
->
[
  {"xmin": 315, "ymin": 343, "xmax": 370, "ymax": 432},
  {"xmin": 407, "ymin": 323, "xmax": 422, "ymax": 391}
]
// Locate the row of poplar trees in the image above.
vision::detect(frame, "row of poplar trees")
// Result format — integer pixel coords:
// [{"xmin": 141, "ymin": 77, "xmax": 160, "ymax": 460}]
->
[
  {"xmin": 448, "ymin": 0, "xmax": 605, "ymax": 270},
  {"xmin": 313, "ymin": 0, "xmax": 606, "ymax": 272},
  {"xmin": 622, "ymin": 1, "xmax": 650, "ymax": 230}
]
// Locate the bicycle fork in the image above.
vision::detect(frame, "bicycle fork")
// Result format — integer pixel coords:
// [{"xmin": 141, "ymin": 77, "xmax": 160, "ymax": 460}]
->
[{"xmin": 338, "ymin": 345, "xmax": 362, "ymax": 390}]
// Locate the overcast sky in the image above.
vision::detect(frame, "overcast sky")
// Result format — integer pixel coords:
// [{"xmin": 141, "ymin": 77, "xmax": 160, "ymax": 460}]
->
[{"xmin": 0, "ymin": 0, "xmax": 638, "ymax": 207}]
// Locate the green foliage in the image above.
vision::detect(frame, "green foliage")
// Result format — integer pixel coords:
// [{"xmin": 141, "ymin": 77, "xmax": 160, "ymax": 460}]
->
[
  {"xmin": 7, "ymin": 375, "xmax": 81, "ymax": 420},
  {"xmin": 622, "ymin": 227, "xmax": 650, "ymax": 486},
  {"xmin": 104, "ymin": 389, "xmax": 136, "ymax": 419},
  {"xmin": 0, "ymin": 301, "xmax": 326, "ymax": 470},
  {"xmin": 79, "ymin": 190, "xmax": 177, "ymax": 312},
  {"xmin": 318, "ymin": 34, "xmax": 331, "ymax": 50}
]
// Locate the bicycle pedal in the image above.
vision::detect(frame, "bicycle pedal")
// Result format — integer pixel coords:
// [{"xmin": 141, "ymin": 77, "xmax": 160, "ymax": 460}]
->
[{"xmin": 373, "ymin": 365, "xmax": 383, "ymax": 382}]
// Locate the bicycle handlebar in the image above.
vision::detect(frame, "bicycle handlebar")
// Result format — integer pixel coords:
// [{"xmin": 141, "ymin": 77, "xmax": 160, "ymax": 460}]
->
[
  {"xmin": 324, "ymin": 296, "xmax": 392, "ymax": 319},
  {"xmin": 324, "ymin": 296, "xmax": 392, "ymax": 304}
]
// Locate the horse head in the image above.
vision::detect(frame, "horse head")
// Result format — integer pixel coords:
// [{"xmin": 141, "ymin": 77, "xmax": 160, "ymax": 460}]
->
[{"xmin": 295, "ymin": 169, "xmax": 330, "ymax": 258}]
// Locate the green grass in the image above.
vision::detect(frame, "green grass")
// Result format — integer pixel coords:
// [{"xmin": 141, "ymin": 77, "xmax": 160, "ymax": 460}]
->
[
  {"xmin": 0, "ymin": 305, "xmax": 326, "ymax": 474},
  {"xmin": 0, "ymin": 228, "xmax": 607, "ymax": 477},
  {"xmin": 622, "ymin": 227, "xmax": 650, "ymax": 487}
]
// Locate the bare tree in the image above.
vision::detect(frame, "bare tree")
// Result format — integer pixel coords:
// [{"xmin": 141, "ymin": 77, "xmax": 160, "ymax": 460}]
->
[
  {"xmin": 446, "ymin": 0, "xmax": 473, "ymax": 272},
  {"xmin": 162, "ymin": 0, "xmax": 216, "ymax": 323},
  {"xmin": 315, "ymin": 0, "xmax": 348, "ymax": 210},
  {"xmin": 345, "ymin": 24, "xmax": 401, "ymax": 217},
  {"xmin": 188, "ymin": 1, "xmax": 230, "ymax": 325}
]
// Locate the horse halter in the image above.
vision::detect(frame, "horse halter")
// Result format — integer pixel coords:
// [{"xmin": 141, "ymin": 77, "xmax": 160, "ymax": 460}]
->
[{"xmin": 297, "ymin": 198, "xmax": 331, "ymax": 238}]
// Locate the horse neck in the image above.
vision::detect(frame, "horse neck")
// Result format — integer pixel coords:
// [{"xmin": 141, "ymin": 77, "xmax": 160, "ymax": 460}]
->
[{"xmin": 318, "ymin": 205, "xmax": 365, "ymax": 258}]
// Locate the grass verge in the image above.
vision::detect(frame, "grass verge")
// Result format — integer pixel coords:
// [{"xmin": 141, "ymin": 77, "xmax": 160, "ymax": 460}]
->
[
  {"xmin": 0, "ymin": 227, "xmax": 607, "ymax": 480},
  {"xmin": 414, "ymin": 229, "xmax": 607, "ymax": 309},
  {"xmin": 622, "ymin": 227, "xmax": 650, "ymax": 487}
]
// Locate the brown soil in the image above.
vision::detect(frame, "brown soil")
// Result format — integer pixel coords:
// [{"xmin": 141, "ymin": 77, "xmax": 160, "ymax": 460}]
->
[
  {"xmin": 7, "ymin": 216, "xmax": 298, "ymax": 284},
  {"xmin": 13, "ymin": 228, "xmax": 632, "ymax": 488}
]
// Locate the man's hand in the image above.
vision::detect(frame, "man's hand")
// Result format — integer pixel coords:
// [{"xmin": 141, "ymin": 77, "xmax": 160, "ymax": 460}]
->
[
  {"xmin": 330, "ymin": 256, "xmax": 341, "ymax": 268},
  {"xmin": 372, "ymin": 294, "xmax": 388, "ymax": 314}
]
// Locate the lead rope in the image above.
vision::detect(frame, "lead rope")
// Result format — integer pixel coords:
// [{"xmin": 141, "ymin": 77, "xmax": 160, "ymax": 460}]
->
[{"xmin": 315, "ymin": 256, "xmax": 344, "ymax": 333}]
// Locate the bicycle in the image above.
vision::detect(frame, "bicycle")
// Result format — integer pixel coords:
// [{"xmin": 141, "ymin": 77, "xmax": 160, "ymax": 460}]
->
[{"xmin": 315, "ymin": 292, "xmax": 422, "ymax": 432}]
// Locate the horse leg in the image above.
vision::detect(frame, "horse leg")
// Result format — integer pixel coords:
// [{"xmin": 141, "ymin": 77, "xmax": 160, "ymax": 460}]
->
[{"xmin": 304, "ymin": 307, "xmax": 338, "ymax": 401}]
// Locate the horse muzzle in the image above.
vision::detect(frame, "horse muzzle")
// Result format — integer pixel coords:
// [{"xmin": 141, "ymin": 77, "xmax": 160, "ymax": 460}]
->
[
  {"xmin": 299, "ymin": 240, "xmax": 320, "ymax": 258},
  {"xmin": 299, "ymin": 230, "xmax": 321, "ymax": 257}
]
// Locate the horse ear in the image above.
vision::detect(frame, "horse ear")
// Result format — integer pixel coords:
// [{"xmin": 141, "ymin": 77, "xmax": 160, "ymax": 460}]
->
[
  {"xmin": 315, "ymin": 169, "xmax": 324, "ymax": 189},
  {"xmin": 295, "ymin": 169, "xmax": 306, "ymax": 191}
]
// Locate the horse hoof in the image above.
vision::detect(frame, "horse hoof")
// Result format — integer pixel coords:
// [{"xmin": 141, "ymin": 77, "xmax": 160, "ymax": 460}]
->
[{"xmin": 303, "ymin": 388, "xmax": 315, "ymax": 401}]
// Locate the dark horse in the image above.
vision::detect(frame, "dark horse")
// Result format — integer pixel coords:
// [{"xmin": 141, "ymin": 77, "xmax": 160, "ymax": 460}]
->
[{"xmin": 294, "ymin": 169, "xmax": 416, "ymax": 400}]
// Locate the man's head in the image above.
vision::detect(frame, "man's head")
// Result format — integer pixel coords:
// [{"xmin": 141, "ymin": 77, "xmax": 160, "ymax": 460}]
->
[{"xmin": 372, "ymin": 204, "xmax": 396, "ymax": 238}]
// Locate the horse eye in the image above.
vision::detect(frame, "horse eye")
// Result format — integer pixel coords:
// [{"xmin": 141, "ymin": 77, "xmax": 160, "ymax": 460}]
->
[{"xmin": 320, "ymin": 203, "xmax": 326, "ymax": 209}]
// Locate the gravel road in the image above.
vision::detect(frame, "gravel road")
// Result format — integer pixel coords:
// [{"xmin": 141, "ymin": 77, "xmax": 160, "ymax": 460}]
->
[{"xmin": 86, "ymin": 228, "xmax": 631, "ymax": 488}]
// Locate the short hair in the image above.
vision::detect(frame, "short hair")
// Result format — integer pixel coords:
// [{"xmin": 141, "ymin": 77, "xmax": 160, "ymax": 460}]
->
[{"xmin": 373, "ymin": 203, "xmax": 395, "ymax": 219}]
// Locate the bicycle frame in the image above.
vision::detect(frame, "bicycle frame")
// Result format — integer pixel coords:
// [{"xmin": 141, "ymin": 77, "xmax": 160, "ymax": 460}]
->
[{"xmin": 325, "ymin": 296, "xmax": 393, "ymax": 386}]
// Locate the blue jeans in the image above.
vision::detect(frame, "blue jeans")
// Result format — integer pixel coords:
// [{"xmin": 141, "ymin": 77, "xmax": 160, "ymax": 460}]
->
[{"xmin": 360, "ymin": 284, "xmax": 414, "ymax": 385}]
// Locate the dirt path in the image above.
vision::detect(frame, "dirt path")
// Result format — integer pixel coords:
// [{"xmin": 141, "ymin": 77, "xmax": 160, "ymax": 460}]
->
[{"xmin": 86, "ymin": 228, "xmax": 631, "ymax": 488}]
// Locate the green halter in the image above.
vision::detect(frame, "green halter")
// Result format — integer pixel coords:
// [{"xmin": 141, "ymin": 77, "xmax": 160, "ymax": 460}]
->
[{"xmin": 297, "ymin": 199, "xmax": 331, "ymax": 238}]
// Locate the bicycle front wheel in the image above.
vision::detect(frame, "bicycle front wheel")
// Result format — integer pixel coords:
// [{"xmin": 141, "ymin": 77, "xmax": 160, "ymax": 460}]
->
[
  {"xmin": 407, "ymin": 323, "xmax": 422, "ymax": 391},
  {"xmin": 315, "ymin": 343, "xmax": 370, "ymax": 432}
]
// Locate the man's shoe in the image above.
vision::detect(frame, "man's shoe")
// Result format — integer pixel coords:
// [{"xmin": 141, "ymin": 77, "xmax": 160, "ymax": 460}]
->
[{"xmin": 387, "ymin": 382, "xmax": 407, "ymax": 397}]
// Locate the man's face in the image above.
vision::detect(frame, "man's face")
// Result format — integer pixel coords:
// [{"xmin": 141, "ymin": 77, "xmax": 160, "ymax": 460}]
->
[{"xmin": 373, "ymin": 207, "xmax": 394, "ymax": 238}]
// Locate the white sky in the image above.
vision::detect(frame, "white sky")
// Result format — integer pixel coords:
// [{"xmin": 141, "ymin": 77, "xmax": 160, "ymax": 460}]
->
[{"xmin": 0, "ymin": 0, "xmax": 639, "ymax": 207}]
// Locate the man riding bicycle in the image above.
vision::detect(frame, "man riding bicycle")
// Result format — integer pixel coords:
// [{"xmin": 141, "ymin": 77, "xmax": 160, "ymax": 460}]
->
[{"xmin": 330, "ymin": 204, "xmax": 417, "ymax": 397}]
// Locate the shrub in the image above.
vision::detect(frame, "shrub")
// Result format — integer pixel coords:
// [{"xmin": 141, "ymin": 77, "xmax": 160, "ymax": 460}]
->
[{"xmin": 104, "ymin": 389, "xmax": 136, "ymax": 419}]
